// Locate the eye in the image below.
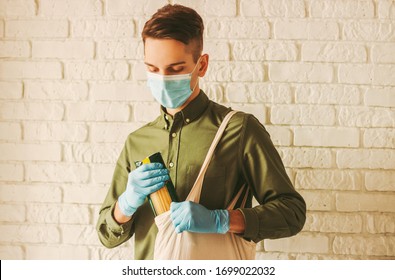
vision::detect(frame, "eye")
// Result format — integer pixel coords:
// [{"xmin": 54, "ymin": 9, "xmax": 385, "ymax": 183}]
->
[
  {"xmin": 146, "ymin": 65, "xmax": 159, "ymax": 73},
  {"xmin": 168, "ymin": 67, "xmax": 184, "ymax": 74}
]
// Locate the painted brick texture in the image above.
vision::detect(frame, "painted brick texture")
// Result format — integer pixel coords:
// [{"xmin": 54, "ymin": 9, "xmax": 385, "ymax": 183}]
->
[{"xmin": 0, "ymin": 0, "xmax": 394, "ymax": 260}]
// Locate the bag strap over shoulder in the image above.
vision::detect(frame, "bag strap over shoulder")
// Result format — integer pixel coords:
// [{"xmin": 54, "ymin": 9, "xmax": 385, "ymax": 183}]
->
[{"xmin": 186, "ymin": 110, "xmax": 238, "ymax": 203}]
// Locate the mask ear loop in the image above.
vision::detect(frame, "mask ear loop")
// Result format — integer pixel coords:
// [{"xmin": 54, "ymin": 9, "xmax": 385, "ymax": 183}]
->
[{"xmin": 190, "ymin": 56, "xmax": 202, "ymax": 92}]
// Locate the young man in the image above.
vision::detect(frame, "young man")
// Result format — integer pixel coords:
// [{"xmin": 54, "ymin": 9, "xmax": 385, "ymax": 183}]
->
[{"xmin": 96, "ymin": 4, "xmax": 306, "ymax": 260}]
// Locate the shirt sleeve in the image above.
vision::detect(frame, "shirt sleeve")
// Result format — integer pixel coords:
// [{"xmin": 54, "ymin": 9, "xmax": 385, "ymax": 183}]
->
[
  {"xmin": 237, "ymin": 114, "xmax": 306, "ymax": 243},
  {"xmin": 96, "ymin": 140, "xmax": 136, "ymax": 248}
]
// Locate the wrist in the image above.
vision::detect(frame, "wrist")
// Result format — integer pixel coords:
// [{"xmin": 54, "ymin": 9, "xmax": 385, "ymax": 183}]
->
[
  {"xmin": 118, "ymin": 192, "xmax": 137, "ymax": 217},
  {"xmin": 213, "ymin": 209, "xmax": 229, "ymax": 234},
  {"xmin": 228, "ymin": 209, "xmax": 246, "ymax": 234}
]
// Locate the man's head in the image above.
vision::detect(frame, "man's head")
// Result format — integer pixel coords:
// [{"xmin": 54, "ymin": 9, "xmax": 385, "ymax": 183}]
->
[
  {"xmin": 142, "ymin": 4, "xmax": 204, "ymax": 63},
  {"xmin": 142, "ymin": 4, "xmax": 209, "ymax": 113}
]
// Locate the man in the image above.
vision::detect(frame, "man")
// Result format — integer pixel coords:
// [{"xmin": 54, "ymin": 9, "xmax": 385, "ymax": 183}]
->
[{"xmin": 96, "ymin": 4, "xmax": 306, "ymax": 260}]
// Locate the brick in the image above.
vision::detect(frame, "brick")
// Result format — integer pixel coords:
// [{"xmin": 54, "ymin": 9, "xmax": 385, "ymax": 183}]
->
[
  {"xmin": 295, "ymin": 84, "xmax": 361, "ymax": 105},
  {"xmin": 0, "ymin": 61, "xmax": 62, "ymax": 79},
  {"xmin": 90, "ymin": 123, "xmax": 142, "ymax": 143},
  {"xmin": 338, "ymin": 107, "xmax": 395, "ymax": 128},
  {"xmin": 32, "ymin": 41, "xmax": 94, "ymax": 59},
  {"xmin": 364, "ymin": 128, "xmax": 395, "ymax": 148},
  {"xmin": 62, "ymin": 225, "xmax": 101, "ymax": 245},
  {"xmin": 299, "ymin": 190, "xmax": 334, "ymax": 211},
  {"xmin": 294, "ymin": 127, "xmax": 359, "ymax": 148},
  {"xmin": 106, "ymin": 0, "xmax": 167, "ymax": 15},
  {"xmin": 302, "ymin": 42, "xmax": 366, "ymax": 63},
  {"xmin": 337, "ymin": 149, "xmax": 395, "ymax": 169},
  {"xmin": 26, "ymin": 204, "xmax": 90, "ymax": 224},
  {"xmin": 0, "ymin": 41, "xmax": 30, "ymax": 58},
  {"xmin": 207, "ymin": 19, "xmax": 270, "ymax": 39},
  {"xmin": 24, "ymin": 81, "xmax": 88, "ymax": 101},
  {"xmin": 232, "ymin": 41, "xmax": 297, "ymax": 61},
  {"xmin": 265, "ymin": 125, "xmax": 292, "ymax": 146},
  {"xmin": 72, "ymin": 19, "xmax": 135, "ymax": 38},
  {"xmin": 344, "ymin": 21, "xmax": 395, "ymax": 41},
  {"xmin": 310, "ymin": 0, "xmax": 374, "ymax": 18},
  {"xmin": 64, "ymin": 143, "xmax": 122, "ymax": 164},
  {"xmin": 201, "ymin": 83, "xmax": 224, "ymax": 103},
  {"xmin": 0, "ymin": 20, "xmax": 4, "ymax": 37},
  {"xmin": 0, "ymin": 225, "xmax": 60, "ymax": 243},
  {"xmin": 5, "ymin": 20, "xmax": 68, "ymax": 38},
  {"xmin": 0, "ymin": 204, "xmax": 25, "ymax": 222},
  {"xmin": 333, "ymin": 236, "xmax": 395, "ymax": 256},
  {"xmin": 226, "ymin": 83, "xmax": 292, "ymax": 104},
  {"xmin": 367, "ymin": 213, "xmax": 395, "ymax": 234},
  {"xmin": 378, "ymin": 0, "xmax": 395, "ymax": 19},
  {"xmin": 63, "ymin": 185, "xmax": 107, "ymax": 204},
  {"xmin": 131, "ymin": 61, "xmax": 147, "ymax": 81},
  {"xmin": 295, "ymin": 170, "xmax": 362, "ymax": 191},
  {"xmin": 39, "ymin": 0, "xmax": 102, "ymax": 16},
  {"xmin": 271, "ymin": 105, "xmax": 335, "ymax": 125},
  {"xmin": 0, "ymin": 143, "xmax": 61, "ymax": 161},
  {"xmin": 26, "ymin": 163, "xmax": 90, "ymax": 183},
  {"xmin": 24, "ymin": 122, "xmax": 88, "ymax": 142},
  {"xmin": 66, "ymin": 102, "xmax": 129, "ymax": 122},
  {"xmin": 207, "ymin": 61, "xmax": 265, "ymax": 82},
  {"xmin": 0, "ymin": 246, "xmax": 24, "ymax": 259},
  {"xmin": 265, "ymin": 234, "xmax": 329, "ymax": 254},
  {"xmin": 269, "ymin": 63, "xmax": 334, "ymax": 83},
  {"xmin": 0, "ymin": 122, "xmax": 21, "ymax": 140},
  {"xmin": 0, "ymin": 163, "xmax": 23, "ymax": 182},
  {"xmin": 90, "ymin": 82, "xmax": 153, "ymax": 102},
  {"xmin": 65, "ymin": 61, "xmax": 128, "ymax": 80},
  {"xmin": 0, "ymin": 0, "xmax": 35, "ymax": 16},
  {"xmin": 97, "ymin": 40, "xmax": 142, "ymax": 59},
  {"xmin": 365, "ymin": 171, "xmax": 395, "ymax": 192},
  {"xmin": 364, "ymin": 87, "xmax": 395, "ymax": 107},
  {"xmin": 274, "ymin": 20, "xmax": 339, "ymax": 40},
  {"xmin": 133, "ymin": 103, "xmax": 161, "ymax": 122},
  {"xmin": 339, "ymin": 64, "xmax": 395, "ymax": 86},
  {"xmin": 371, "ymin": 44, "xmax": 395, "ymax": 63},
  {"xmin": 0, "ymin": 81, "xmax": 23, "ymax": 99},
  {"xmin": 204, "ymin": 41, "xmax": 230, "ymax": 61},
  {"xmin": 278, "ymin": 148, "xmax": 333, "ymax": 168},
  {"xmin": 92, "ymin": 164, "xmax": 115, "ymax": 184},
  {"xmin": 0, "ymin": 184, "xmax": 62, "ymax": 203},
  {"xmin": 0, "ymin": 102, "xmax": 64, "ymax": 121},
  {"xmin": 229, "ymin": 104, "xmax": 266, "ymax": 124},
  {"xmin": 26, "ymin": 245, "xmax": 89, "ymax": 260},
  {"xmin": 240, "ymin": 0, "xmax": 305, "ymax": 17},
  {"xmin": 336, "ymin": 193, "xmax": 395, "ymax": 212},
  {"xmin": 305, "ymin": 213, "xmax": 362, "ymax": 233},
  {"xmin": 204, "ymin": 0, "xmax": 236, "ymax": 16}
]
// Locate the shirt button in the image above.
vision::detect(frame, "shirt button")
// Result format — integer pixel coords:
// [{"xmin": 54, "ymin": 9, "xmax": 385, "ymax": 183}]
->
[
  {"xmin": 165, "ymin": 115, "xmax": 169, "ymax": 120},
  {"xmin": 169, "ymin": 162, "xmax": 174, "ymax": 168},
  {"xmin": 186, "ymin": 118, "xmax": 190, "ymax": 123},
  {"xmin": 172, "ymin": 132, "xmax": 177, "ymax": 138}
]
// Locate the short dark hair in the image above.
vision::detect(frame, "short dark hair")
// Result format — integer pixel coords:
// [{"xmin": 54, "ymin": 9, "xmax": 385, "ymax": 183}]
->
[{"xmin": 141, "ymin": 4, "xmax": 204, "ymax": 62}]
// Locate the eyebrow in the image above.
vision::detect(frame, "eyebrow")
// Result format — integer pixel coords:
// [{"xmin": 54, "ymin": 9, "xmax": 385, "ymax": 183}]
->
[{"xmin": 144, "ymin": 61, "xmax": 186, "ymax": 68}]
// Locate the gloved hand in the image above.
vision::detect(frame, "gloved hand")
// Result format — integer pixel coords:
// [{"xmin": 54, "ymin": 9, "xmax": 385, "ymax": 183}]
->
[
  {"xmin": 170, "ymin": 201, "xmax": 229, "ymax": 234},
  {"xmin": 118, "ymin": 163, "xmax": 169, "ymax": 217}
]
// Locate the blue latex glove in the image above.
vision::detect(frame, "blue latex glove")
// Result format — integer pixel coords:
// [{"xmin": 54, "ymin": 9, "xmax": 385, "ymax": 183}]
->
[
  {"xmin": 170, "ymin": 201, "xmax": 229, "ymax": 234},
  {"xmin": 118, "ymin": 163, "xmax": 169, "ymax": 217}
]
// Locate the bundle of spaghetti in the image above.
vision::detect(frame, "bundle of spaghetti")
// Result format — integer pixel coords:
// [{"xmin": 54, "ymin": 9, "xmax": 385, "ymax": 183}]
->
[{"xmin": 150, "ymin": 186, "xmax": 172, "ymax": 214}]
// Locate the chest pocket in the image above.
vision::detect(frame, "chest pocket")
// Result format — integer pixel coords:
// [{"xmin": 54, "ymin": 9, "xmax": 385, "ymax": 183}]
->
[{"xmin": 187, "ymin": 163, "xmax": 227, "ymax": 210}]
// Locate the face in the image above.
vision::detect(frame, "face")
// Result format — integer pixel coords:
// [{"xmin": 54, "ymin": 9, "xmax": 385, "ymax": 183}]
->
[{"xmin": 144, "ymin": 38, "xmax": 209, "ymax": 110}]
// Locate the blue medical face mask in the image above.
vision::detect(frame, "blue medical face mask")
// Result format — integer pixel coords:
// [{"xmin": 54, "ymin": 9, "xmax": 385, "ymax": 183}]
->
[{"xmin": 146, "ymin": 59, "xmax": 200, "ymax": 109}]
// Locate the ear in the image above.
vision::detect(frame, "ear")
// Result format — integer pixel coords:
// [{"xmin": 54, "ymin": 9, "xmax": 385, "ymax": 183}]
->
[{"xmin": 198, "ymin": 54, "xmax": 209, "ymax": 77}]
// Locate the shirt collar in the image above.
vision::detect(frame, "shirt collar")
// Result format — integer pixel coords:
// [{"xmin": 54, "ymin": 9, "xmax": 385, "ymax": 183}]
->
[{"xmin": 160, "ymin": 90, "xmax": 209, "ymax": 126}]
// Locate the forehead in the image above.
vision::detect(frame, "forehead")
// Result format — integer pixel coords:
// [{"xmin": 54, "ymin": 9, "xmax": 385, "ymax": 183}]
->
[{"xmin": 144, "ymin": 38, "xmax": 194, "ymax": 65}]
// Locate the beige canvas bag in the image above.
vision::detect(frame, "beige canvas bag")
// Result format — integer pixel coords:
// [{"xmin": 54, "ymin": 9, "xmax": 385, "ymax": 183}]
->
[{"xmin": 153, "ymin": 111, "xmax": 257, "ymax": 260}]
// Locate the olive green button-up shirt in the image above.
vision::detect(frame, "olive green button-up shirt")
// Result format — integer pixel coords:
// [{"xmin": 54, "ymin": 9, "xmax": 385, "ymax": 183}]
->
[{"xmin": 96, "ymin": 91, "xmax": 306, "ymax": 260}]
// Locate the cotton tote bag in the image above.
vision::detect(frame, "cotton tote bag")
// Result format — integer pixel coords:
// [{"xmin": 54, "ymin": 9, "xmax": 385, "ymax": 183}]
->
[{"xmin": 153, "ymin": 111, "xmax": 256, "ymax": 260}]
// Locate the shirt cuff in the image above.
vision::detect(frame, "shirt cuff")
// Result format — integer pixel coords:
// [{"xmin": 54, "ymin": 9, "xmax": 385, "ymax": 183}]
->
[
  {"xmin": 238, "ymin": 208, "xmax": 259, "ymax": 241},
  {"xmin": 105, "ymin": 202, "xmax": 134, "ymax": 236}
]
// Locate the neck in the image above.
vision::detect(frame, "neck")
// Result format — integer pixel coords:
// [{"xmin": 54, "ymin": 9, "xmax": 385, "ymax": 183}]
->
[{"xmin": 166, "ymin": 86, "xmax": 200, "ymax": 116}]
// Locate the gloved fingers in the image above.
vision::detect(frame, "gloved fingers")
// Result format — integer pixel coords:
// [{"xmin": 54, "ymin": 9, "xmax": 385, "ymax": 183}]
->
[
  {"xmin": 138, "ymin": 181, "xmax": 167, "ymax": 196},
  {"xmin": 171, "ymin": 202, "xmax": 192, "ymax": 233}
]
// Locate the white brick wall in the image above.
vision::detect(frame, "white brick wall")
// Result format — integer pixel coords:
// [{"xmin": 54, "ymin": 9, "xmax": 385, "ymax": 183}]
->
[{"xmin": 0, "ymin": 0, "xmax": 394, "ymax": 260}]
